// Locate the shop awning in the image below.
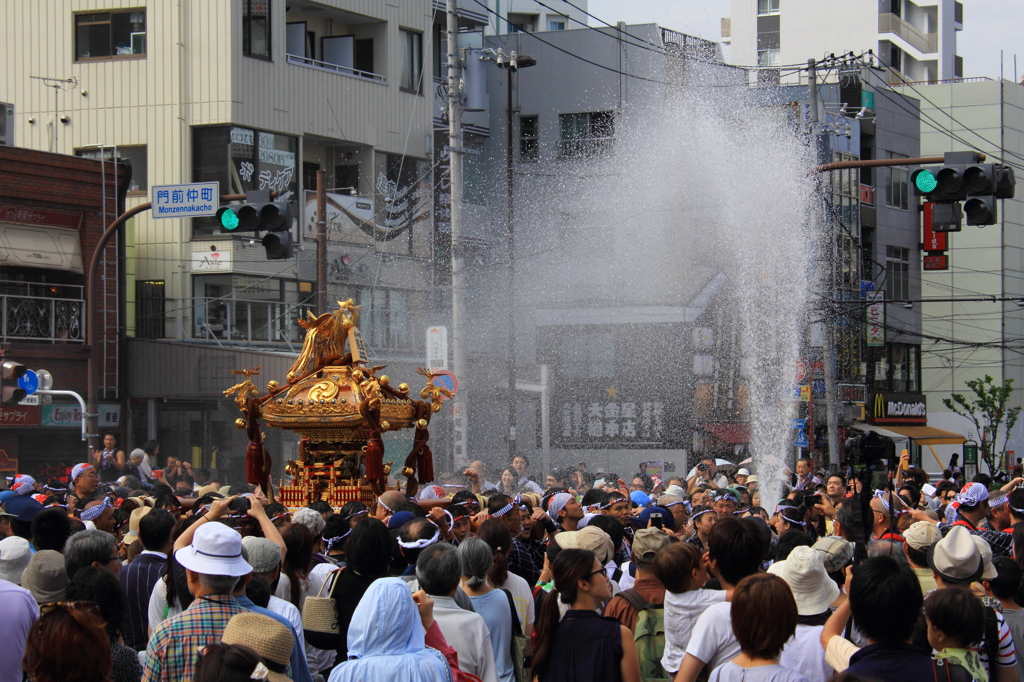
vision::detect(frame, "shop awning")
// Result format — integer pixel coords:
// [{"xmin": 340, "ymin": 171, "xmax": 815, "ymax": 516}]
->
[
  {"xmin": 880, "ymin": 425, "xmax": 966, "ymax": 445},
  {"xmin": 851, "ymin": 422, "xmax": 965, "ymax": 445},
  {"xmin": 702, "ymin": 423, "xmax": 750, "ymax": 444},
  {"xmin": 0, "ymin": 224, "xmax": 83, "ymax": 273}
]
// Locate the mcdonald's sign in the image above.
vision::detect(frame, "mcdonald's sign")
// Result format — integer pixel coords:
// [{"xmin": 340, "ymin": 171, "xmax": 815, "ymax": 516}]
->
[{"xmin": 868, "ymin": 391, "xmax": 927, "ymax": 425}]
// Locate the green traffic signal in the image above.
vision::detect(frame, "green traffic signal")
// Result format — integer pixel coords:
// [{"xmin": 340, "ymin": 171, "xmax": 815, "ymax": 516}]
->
[
  {"xmin": 218, "ymin": 208, "xmax": 240, "ymax": 230},
  {"xmin": 912, "ymin": 168, "xmax": 938, "ymax": 194}
]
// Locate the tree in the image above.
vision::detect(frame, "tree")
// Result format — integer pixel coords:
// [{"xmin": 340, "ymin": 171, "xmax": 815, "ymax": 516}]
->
[{"xmin": 943, "ymin": 375, "xmax": 1022, "ymax": 475}]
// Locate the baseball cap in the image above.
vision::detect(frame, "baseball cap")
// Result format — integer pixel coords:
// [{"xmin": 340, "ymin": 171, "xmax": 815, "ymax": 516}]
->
[
  {"xmin": 174, "ymin": 521, "xmax": 252, "ymax": 577},
  {"xmin": 630, "ymin": 490, "xmax": 651, "ymax": 507},
  {"xmin": 812, "ymin": 535, "xmax": 854, "ymax": 573},
  {"xmin": 554, "ymin": 526, "xmax": 614, "ymax": 565},
  {"xmin": 20, "ymin": 550, "xmax": 69, "ymax": 603},
  {"xmin": 632, "ymin": 528, "xmax": 672, "ymax": 567},
  {"xmin": 928, "ymin": 525, "xmax": 984, "ymax": 584},
  {"xmin": 634, "ymin": 506, "xmax": 675, "ymax": 531},
  {"xmin": 241, "ymin": 536, "xmax": 284, "ymax": 574},
  {"xmin": 903, "ymin": 521, "xmax": 941, "ymax": 551},
  {"xmin": 4, "ymin": 494, "xmax": 44, "ymax": 522}
]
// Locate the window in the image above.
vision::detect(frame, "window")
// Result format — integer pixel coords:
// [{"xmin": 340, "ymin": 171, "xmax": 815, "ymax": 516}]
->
[
  {"xmin": 757, "ymin": 48, "xmax": 780, "ymax": 67},
  {"xmin": 559, "ymin": 111, "xmax": 615, "ymax": 159},
  {"xmin": 77, "ymin": 146, "xmax": 148, "ymax": 193},
  {"xmin": 75, "ymin": 10, "xmax": 146, "ymax": 60},
  {"xmin": 520, "ymin": 115, "xmax": 539, "ymax": 161},
  {"xmin": 885, "ymin": 151, "xmax": 909, "ymax": 210},
  {"xmin": 400, "ymin": 30, "xmax": 423, "ymax": 92},
  {"xmin": 561, "ymin": 332, "xmax": 615, "ymax": 378},
  {"xmin": 757, "ymin": 0, "xmax": 780, "ymax": 15},
  {"xmin": 549, "ymin": 19, "xmax": 566, "ymax": 31},
  {"xmin": 243, "ymin": 0, "xmax": 271, "ymax": 60},
  {"xmin": 885, "ymin": 245, "xmax": 910, "ymax": 302},
  {"xmin": 359, "ymin": 288, "xmax": 417, "ymax": 350}
]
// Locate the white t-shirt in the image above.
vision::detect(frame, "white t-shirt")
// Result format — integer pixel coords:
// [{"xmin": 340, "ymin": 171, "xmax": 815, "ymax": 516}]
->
[
  {"xmin": 708, "ymin": 661, "xmax": 810, "ymax": 682},
  {"xmin": 685, "ymin": 601, "xmax": 739, "ymax": 672},
  {"xmin": 498, "ymin": 571, "xmax": 535, "ymax": 629},
  {"xmin": 146, "ymin": 577, "xmax": 183, "ymax": 636},
  {"xmin": 779, "ymin": 624, "xmax": 834, "ymax": 682},
  {"xmin": 662, "ymin": 589, "xmax": 728, "ymax": 673}
]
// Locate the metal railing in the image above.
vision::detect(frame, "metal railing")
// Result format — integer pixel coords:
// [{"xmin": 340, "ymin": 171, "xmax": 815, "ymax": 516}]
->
[
  {"xmin": 191, "ymin": 297, "xmax": 317, "ymax": 348},
  {"xmin": 2, "ymin": 293, "xmax": 85, "ymax": 343},
  {"xmin": 286, "ymin": 53, "xmax": 387, "ymax": 84},
  {"xmin": 878, "ymin": 13, "xmax": 938, "ymax": 54}
]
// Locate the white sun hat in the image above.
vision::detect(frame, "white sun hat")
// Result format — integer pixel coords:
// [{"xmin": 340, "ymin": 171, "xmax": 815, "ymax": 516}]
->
[
  {"xmin": 768, "ymin": 544, "xmax": 840, "ymax": 615},
  {"xmin": 174, "ymin": 521, "xmax": 252, "ymax": 577}
]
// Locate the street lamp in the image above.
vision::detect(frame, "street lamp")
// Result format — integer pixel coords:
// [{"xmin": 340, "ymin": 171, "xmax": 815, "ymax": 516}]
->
[{"xmin": 484, "ymin": 48, "xmax": 536, "ymax": 461}]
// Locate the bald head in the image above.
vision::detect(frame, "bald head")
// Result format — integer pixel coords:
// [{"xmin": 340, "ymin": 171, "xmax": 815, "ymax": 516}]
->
[
  {"xmin": 376, "ymin": 490, "xmax": 407, "ymax": 519},
  {"xmin": 869, "ymin": 492, "xmax": 906, "ymax": 521}
]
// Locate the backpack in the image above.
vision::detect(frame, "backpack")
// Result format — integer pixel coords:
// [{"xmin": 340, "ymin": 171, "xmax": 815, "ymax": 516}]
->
[{"xmin": 619, "ymin": 589, "xmax": 669, "ymax": 680}]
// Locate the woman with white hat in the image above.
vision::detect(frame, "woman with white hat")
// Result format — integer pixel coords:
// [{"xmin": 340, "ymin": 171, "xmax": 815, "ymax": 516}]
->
[{"xmin": 768, "ymin": 545, "xmax": 839, "ymax": 681}]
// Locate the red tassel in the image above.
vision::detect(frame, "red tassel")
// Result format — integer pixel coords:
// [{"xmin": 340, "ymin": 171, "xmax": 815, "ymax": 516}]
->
[
  {"xmin": 419, "ymin": 443, "xmax": 434, "ymax": 484},
  {"xmin": 364, "ymin": 434, "xmax": 384, "ymax": 484}
]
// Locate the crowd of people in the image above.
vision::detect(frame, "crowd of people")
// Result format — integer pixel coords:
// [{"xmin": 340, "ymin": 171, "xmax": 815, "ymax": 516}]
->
[{"xmin": 2, "ymin": 446, "xmax": 1024, "ymax": 682}]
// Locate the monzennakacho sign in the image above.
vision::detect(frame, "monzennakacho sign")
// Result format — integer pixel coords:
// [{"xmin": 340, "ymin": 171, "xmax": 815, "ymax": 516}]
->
[{"xmin": 868, "ymin": 391, "xmax": 927, "ymax": 425}]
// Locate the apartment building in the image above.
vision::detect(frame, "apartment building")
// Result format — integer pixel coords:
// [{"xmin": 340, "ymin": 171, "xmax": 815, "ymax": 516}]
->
[
  {"xmin": 2, "ymin": 0, "xmax": 488, "ymax": 473},
  {"xmin": 724, "ymin": 0, "xmax": 963, "ymax": 84}
]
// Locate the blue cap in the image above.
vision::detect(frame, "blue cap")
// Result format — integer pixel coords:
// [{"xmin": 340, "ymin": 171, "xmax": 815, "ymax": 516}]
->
[
  {"xmin": 630, "ymin": 490, "xmax": 651, "ymax": 507},
  {"xmin": 3, "ymin": 494, "xmax": 44, "ymax": 522},
  {"xmin": 387, "ymin": 510, "xmax": 417, "ymax": 529},
  {"xmin": 633, "ymin": 505, "xmax": 675, "ymax": 531}
]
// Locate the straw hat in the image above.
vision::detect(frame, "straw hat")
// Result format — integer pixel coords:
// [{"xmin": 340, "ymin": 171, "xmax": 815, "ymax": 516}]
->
[
  {"xmin": 125, "ymin": 506, "xmax": 153, "ymax": 542},
  {"xmin": 221, "ymin": 611, "xmax": 294, "ymax": 682},
  {"xmin": 20, "ymin": 550, "xmax": 69, "ymax": 603},
  {"xmin": 768, "ymin": 545, "xmax": 840, "ymax": 615}
]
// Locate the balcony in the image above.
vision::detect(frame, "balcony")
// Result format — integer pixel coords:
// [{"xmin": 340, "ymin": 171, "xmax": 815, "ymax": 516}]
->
[
  {"xmin": 1, "ymin": 283, "xmax": 85, "ymax": 344},
  {"xmin": 285, "ymin": 54, "xmax": 386, "ymax": 84},
  {"xmin": 285, "ymin": 1, "xmax": 387, "ymax": 84},
  {"xmin": 879, "ymin": 13, "xmax": 938, "ymax": 55}
]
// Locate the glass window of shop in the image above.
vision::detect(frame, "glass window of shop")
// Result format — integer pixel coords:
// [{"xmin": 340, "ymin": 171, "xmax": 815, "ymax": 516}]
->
[
  {"xmin": 868, "ymin": 343, "xmax": 920, "ymax": 393},
  {"xmin": 192, "ymin": 126, "xmax": 299, "ymax": 236}
]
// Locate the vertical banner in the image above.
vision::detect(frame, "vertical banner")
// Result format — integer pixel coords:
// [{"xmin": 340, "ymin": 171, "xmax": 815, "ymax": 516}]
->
[
  {"xmin": 866, "ymin": 291, "xmax": 885, "ymax": 347},
  {"xmin": 427, "ymin": 326, "xmax": 448, "ymax": 371},
  {"xmin": 922, "ymin": 203, "xmax": 948, "ymax": 251}
]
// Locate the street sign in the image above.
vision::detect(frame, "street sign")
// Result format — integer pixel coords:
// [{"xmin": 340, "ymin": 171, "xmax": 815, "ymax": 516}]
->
[
  {"xmin": 430, "ymin": 370, "xmax": 458, "ymax": 399},
  {"xmin": 18, "ymin": 395, "xmax": 39, "ymax": 405},
  {"xmin": 799, "ymin": 386, "xmax": 811, "ymax": 402},
  {"xmin": 152, "ymin": 182, "xmax": 220, "ymax": 219},
  {"xmin": 794, "ymin": 358, "xmax": 809, "ymax": 384},
  {"xmin": 17, "ymin": 369, "xmax": 38, "ymax": 395},
  {"xmin": 789, "ymin": 418, "xmax": 806, "ymax": 430},
  {"xmin": 795, "ymin": 431, "xmax": 809, "ymax": 448},
  {"xmin": 426, "ymin": 326, "xmax": 448, "ymax": 371}
]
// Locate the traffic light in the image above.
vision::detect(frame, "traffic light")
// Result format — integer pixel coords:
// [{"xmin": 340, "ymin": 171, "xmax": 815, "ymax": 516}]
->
[
  {"xmin": 216, "ymin": 191, "xmax": 297, "ymax": 234},
  {"xmin": 1, "ymin": 361, "xmax": 27, "ymax": 405},
  {"xmin": 913, "ymin": 156, "xmax": 1016, "ymax": 232},
  {"xmin": 262, "ymin": 230, "xmax": 293, "ymax": 260}
]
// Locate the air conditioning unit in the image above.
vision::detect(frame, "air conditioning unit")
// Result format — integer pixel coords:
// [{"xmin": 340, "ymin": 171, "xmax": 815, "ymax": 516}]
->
[{"xmin": 0, "ymin": 102, "xmax": 13, "ymax": 146}]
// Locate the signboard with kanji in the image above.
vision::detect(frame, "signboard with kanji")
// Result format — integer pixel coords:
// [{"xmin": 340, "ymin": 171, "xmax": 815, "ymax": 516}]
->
[{"xmin": 152, "ymin": 182, "xmax": 219, "ymax": 219}]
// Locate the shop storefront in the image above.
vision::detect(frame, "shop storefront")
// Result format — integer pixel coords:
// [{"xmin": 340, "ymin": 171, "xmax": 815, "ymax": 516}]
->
[{"xmin": 852, "ymin": 391, "xmax": 965, "ymax": 471}]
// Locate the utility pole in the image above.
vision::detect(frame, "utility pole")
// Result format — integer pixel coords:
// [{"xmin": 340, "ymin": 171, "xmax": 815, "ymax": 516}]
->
[
  {"xmin": 447, "ymin": 0, "xmax": 468, "ymax": 470},
  {"xmin": 316, "ymin": 169, "xmax": 327, "ymax": 312},
  {"xmin": 807, "ymin": 58, "xmax": 841, "ymax": 470}
]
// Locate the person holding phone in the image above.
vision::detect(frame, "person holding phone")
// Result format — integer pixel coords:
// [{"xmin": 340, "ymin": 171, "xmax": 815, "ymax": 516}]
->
[{"xmin": 91, "ymin": 433, "xmax": 126, "ymax": 484}]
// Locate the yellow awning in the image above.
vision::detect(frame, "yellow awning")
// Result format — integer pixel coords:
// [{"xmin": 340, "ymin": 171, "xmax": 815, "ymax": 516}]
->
[{"xmin": 880, "ymin": 425, "xmax": 966, "ymax": 445}]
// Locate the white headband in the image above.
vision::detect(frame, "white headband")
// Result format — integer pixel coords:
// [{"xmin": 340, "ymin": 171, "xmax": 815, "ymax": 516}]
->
[
  {"xmin": 397, "ymin": 524, "xmax": 440, "ymax": 549},
  {"xmin": 546, "ymin": 493, "xmax": 573, "ymax": 523}
]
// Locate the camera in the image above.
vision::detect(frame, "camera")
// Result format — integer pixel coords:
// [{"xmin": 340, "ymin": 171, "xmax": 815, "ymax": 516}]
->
[
  {"xmin": 807, "ymin": 493, "xmax": 822, "ymax": 506},
  {"xmin": 228, "ymin": 496, "xmax": 251, "ymax": 513},
  {"xmin": 696, "ymin": 463, "xmax": 709, "ymax": 474}
]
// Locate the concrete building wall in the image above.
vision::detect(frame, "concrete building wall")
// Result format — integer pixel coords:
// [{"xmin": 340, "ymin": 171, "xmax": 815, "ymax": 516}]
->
[{"xmin": 903, "ymin": 79, "xmax": 1024, "ymax": 462}]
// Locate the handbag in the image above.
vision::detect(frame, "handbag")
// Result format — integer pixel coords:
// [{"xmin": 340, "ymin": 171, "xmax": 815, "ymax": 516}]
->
[
  {"xmin": 303, "ymin": 567, "xmax": 344, "ymax": 650},
  {"xmin": 502, "ymin": 589, "xmax": 532, "ymax": 682}
]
